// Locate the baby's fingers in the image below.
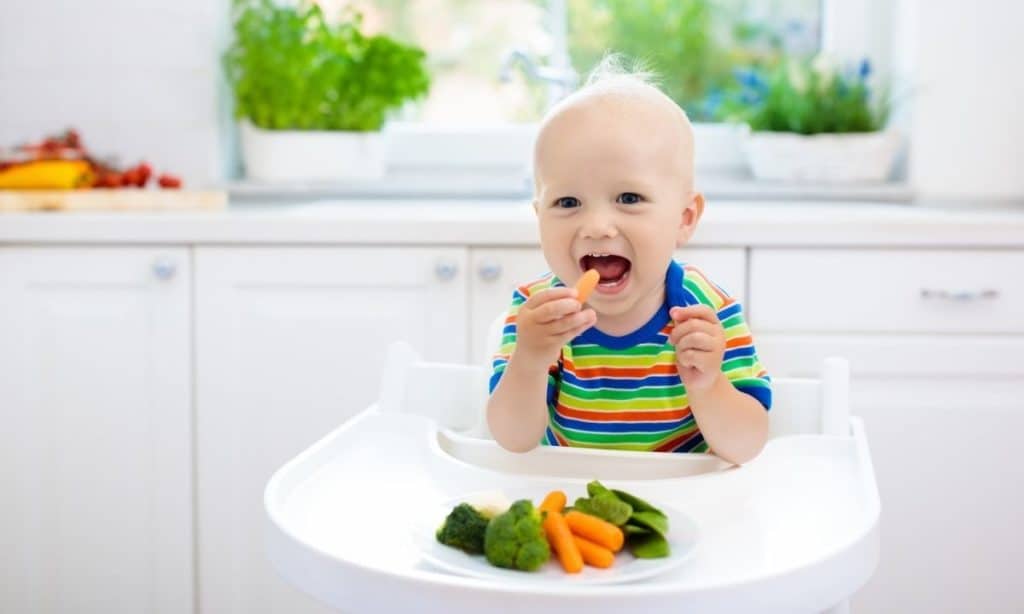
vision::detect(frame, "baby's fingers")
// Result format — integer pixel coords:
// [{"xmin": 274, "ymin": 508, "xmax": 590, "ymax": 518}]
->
[
  {"xmin": 523, "ymin": 286, "xmax": 577, "ymax": 310},
  {"xmin": 546, "ymin": 309, "xmax": 596, "ymax": 337},
  {"xmin": 531, "ymin": 297, "xmax": 582, "ymax": 324}
]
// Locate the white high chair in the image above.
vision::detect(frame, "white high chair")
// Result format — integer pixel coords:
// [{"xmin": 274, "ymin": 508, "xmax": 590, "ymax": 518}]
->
[
  {"xmin": 379, "ymin": 312, "xmax": 853, "ymax": 442},
  {"xmin": 264, "ymin": 315, "xmax": 878, "ymax": 614}
]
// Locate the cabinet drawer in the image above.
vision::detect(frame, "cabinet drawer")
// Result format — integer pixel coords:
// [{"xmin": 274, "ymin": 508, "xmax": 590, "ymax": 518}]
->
[{"xmin": 750, "ymin": 249, "xmax": 1024, "ymax": 333}]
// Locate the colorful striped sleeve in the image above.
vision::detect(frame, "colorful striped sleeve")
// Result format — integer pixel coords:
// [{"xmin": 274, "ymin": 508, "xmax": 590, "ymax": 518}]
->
[
  {"xmin": 681, "ymin": 264, "xmax": 772, "ymax": 410},
  {"xmin": 488, "ymin": 281, "xmax": 560, "ymax": 413}
]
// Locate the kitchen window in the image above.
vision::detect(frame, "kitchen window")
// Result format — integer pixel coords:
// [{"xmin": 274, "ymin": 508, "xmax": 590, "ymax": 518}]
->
[{"xmin": 242, "ymin": 0, "xmax": 894, "ymax": 198}]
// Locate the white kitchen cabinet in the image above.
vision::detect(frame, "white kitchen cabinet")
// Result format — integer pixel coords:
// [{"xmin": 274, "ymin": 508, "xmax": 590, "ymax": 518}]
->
[
  {"xmin": 0, "ymin": 247, "xmax": 193, "ymax": 614},
  {"xmin": 194, "ymin": 247, "xmax": 467, "ymax": 614},
  {"xmin": 750, "ymin": 248, "xmax": 1024, "ymax": 614},
  {"xmin": 468, "ymin": 247, "xmax": 747, "ymax": 364}
]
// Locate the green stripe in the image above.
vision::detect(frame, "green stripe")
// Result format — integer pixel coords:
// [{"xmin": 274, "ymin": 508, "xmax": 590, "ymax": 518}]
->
[
  {"xmin": 571, "ymin": 343, "xmax": 669, "ymax": 357},
  {"xmin": 560, "ymin": 380, "xmax": 685, "ymax": 400},
  {"xmin": 722, "ymin": 356, "xmax": 756, "ymax": 372},
  {"xmin": 558, "ymin": 394, "xmax": 688, "ymax": 410}
]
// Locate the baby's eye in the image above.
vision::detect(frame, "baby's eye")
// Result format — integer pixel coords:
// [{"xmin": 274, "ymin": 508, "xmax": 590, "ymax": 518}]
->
[
  {"xmin": 554, "ymin": 196, "xmax": 580, "ymax": 209},
  {"xmin": 617, "ymin": 192, "xmax": 643, "ymax": 205}
]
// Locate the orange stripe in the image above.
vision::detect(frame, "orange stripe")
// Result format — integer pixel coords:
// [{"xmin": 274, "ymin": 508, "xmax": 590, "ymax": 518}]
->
[
  {"xmin": 565, "ymin": 364, "xmax": 680, "ymax": 378},
  {"xmin": 556, "ymin": 403, "xmax": 691, "ymax": 422},
  {"xmin": 725, "ymin": 335, "xmax": 753, "ymax": 348}
]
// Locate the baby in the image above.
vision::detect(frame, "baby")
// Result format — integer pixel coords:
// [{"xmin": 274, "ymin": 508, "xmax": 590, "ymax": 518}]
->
[{"xmin": 486, "ymin": 60, "xmax": 771, "ymax": 465}]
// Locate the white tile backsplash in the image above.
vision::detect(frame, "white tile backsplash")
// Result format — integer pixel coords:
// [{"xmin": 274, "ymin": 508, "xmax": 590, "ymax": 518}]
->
[{"xmin": 0, "ymin": 0, "xmax": 230, "ymax": 186}]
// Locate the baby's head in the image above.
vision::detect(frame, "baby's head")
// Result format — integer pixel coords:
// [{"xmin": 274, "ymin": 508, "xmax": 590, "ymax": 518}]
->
[{"xmin": 532, "ymin": 57, "xmax": 704, "ymax": 320}]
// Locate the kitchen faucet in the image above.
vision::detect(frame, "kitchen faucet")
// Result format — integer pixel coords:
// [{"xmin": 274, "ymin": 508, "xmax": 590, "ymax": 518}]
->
[{"xmin": 498, "ymin": 48, "xmax": 579, "ymax": 108}]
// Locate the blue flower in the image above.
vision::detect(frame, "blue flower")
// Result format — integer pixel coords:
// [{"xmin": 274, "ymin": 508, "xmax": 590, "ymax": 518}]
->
[
  {"xmin": 858, "ymin": 58, "xmax": 872, "ymax": 80},
  {"xmin": 733, "ymin": 67, "xmax": 766, "ymax": 92}
]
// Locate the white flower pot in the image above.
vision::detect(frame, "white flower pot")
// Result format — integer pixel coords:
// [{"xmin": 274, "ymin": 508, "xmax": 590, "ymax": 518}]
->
[
  {"xmin": 239, "ymin": 121, "xmax": 388, "ymax": 182},
  {"xmin": 743, "ymin": 130, "xmax": 902, "ymax": 182}
]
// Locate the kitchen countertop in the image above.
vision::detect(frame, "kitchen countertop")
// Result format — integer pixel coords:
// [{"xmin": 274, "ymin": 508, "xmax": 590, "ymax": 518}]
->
[{"xmin": 1, "ymin": 199, "xmax": 1023, "ymax": 247}]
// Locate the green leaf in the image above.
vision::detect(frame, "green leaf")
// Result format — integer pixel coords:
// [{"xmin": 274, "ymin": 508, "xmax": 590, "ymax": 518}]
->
[{"xmin": 223, "ymin": 0, "xmax": 431, "ymax": 131}]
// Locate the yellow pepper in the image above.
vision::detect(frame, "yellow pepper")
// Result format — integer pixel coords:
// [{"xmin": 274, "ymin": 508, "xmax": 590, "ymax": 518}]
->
[{"xmin": 0, "ymin": 159, "xmax": 94, "ymax": 189}]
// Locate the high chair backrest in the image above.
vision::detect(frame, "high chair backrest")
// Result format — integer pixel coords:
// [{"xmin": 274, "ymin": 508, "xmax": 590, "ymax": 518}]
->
[{"xmin": 379, "ymin": 314, "xmax": 850, "ymax": 439}]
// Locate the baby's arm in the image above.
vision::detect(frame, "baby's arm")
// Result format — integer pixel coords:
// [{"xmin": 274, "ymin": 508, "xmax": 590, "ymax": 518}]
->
[
  {"xmin": 487, "ymin": 287, "xmax": 596, "ymax": 452},
  {"xmin": 669, "ymin": 304, "xmax": 769, "ymax": 464}
]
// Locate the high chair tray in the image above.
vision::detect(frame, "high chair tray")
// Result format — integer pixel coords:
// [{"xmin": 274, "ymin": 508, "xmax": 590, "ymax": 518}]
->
[{"xmin": 265, "ymin": 408, "xmax": 879, "ymax": 614}]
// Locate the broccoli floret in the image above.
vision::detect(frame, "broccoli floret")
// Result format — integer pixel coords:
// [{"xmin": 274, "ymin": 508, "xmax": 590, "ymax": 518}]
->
[
  {"xmin": 483, "ymin": 499, "xmax": 550, "ymax": 571},
  {"xmin": 436, "ymin": 503, "xmax": 490, "ymax": 555}
]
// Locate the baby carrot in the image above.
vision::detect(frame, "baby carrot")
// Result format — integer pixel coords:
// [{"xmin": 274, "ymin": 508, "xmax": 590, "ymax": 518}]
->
[
  {"xmin": 543, "ymin": 510, "xmax": 584, "ymax": 573},
  {"xmin": 539, "ymin": 490, "xmax": 566, "ymax": 514},
  {"xmin": 564, "ymin": 510, "xmax": 625, "ymax": 553},
  {"xmin": 575, "ymin": 269, "xmax": 600, "ymax": 303},
  {"xmin": 572, "ymin": 535, "xmax": 615, "ymax": 569}
]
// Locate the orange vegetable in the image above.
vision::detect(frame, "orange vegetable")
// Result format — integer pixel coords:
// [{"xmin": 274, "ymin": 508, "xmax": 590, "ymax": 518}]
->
[
  {"xmin": 573, "ymin": 535, "xmax": 615, "ymax": 568},
  {"xmin": 543, "ymin": 511, "xmax": 584, "ymax": 573},
  {"xmin": 564, "ymin": 510, "xmax": 624, "ymax": 553},
  {"xmin": 575, "ymin": 269, "xmax": 600, "ymax": 303},
  {"xmin": 539, "ymin": 490, "xmax": 566, "ymax": 514}
]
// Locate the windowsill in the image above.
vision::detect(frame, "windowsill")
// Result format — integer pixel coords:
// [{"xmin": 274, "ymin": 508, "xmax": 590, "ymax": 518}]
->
[{"xmin": 227, "ymin": 170, "xmax": 915, "ymax": 205}]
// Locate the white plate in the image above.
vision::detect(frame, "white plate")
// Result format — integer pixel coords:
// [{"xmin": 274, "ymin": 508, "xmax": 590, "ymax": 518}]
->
[{"xmin": 413, "ymin": 488, "xmax": 699, "ymax": 585}]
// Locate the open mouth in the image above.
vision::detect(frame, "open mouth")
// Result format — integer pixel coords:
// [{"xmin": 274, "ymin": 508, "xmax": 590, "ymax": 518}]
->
[{"xmin": 579, "ymin": 252, "xmax": 632, "ymax": 294}]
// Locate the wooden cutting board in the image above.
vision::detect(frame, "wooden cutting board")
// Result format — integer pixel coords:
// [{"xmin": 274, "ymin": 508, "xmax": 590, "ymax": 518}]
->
[{"xmin": 0, "ymin": 189, "xmax": 227, "ymax": 212}]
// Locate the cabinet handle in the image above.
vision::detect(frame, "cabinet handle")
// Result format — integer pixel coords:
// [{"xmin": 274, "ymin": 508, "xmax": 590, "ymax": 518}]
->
[
  {"xmin": 152, "ymin": 257, "xmax": 177, "ymax": 281},
  {"xmin": 919, "ymin": 288, "xmax": 999, "ymax": 302},
  {"xmin": 478, "ymin": 261, "xmax": 502, "ymax": 282},
  {"xmin": 435, "ymin": 260, "xmax": 459, "ymax": 281}
]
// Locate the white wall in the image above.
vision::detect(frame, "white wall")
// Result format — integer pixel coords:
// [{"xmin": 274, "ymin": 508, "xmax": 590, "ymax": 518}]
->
[
  {"xmin": 0, "ymin": 0, "xmax": 231, "ymax": 186},
  {"xmin": 896, "ymin": 0, "xmax": 1024, "ymax": 200}
]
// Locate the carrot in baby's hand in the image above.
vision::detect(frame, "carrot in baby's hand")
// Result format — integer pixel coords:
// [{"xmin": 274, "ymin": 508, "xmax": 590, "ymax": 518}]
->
[
  {"xmin": 572, "ymin": 535, "xmax": 615, "ymax": 569},
  {"xmin": 575, "ymin": 269, "xmax": 600, "ymax": 303},
  {"xmin": 543, "ymin": 510, "xmax": 584, "ymax": 573},
  {"xmin": 564, "ymin": 510, "xmax": 625, "ymax": 553},
  {"xmin": 539, "ymin": 490, "xmax": 566, "ymax": 514}
]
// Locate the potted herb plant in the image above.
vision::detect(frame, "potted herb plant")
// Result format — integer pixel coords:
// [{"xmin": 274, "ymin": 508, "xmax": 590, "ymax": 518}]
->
[
  {"xmin": 718, "ymin": 55, "xmax": 899, "ymax": 182},
  {"xmin": 224, "ymin": 0, "xmax": 431, "ymax": 181}
]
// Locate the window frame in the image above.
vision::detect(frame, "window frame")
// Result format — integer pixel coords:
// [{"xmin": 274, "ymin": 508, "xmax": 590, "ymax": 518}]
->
[{"xmin": 386, "ymin": 0, "xmax": 889, "ymax": 178}]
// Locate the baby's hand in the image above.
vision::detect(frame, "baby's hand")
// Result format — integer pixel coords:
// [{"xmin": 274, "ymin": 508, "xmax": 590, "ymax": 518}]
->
[
  {"xmin": 513, "ymin": 287, "xmax": 597, "ymax": 367},
  {"xmin": 669, "ymin": 305, "xmax": 726, "ymax": 392}
]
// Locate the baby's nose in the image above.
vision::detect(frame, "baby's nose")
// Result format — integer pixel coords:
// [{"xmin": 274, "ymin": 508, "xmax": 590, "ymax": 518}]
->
[{"xmin": 580, "ymin": 208, "xmax": 619, "ymax": 239}]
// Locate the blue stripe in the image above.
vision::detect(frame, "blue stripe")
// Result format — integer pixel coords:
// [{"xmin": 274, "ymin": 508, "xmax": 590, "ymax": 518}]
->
[
  {"xmin": 488, "ymin": 369, "xmax": 504, "ymax": 394},
  {"xmin": 502, "ymin": 323, "xmax": 516, "ymax": 335},
  {"xmin": 671, "ymin": 432, "xmax": 706, "ymax": 453},
  {"xmin": 561, "ymin": 371, "xmax": 681, "ymax": 390},
  {"xmin": 550, "ymin": 412, "xmax": 687, "ymax": 434},
  {"xmin": 717, "ymin": 302, "xmax": 742, "ymax": 320},
  {"xmin": 723, "ymin": 346, "xmax": 756, "ymax": 361},
  {"xmin": 736, "ymin": 383, "xmax": 772, "ymax": 410}
]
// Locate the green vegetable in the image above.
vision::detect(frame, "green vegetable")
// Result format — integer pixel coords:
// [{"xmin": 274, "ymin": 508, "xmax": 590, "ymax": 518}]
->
[
  {"xmin": 629, "ymin": 531, "xmax": 671, "ymax": 559},
  {"xmin": 435, "ymin": 503, "xmax": 490, "ymax": 555},
  {"xmin": 628, "ymin": 510, "xmax": 670, "ymax": 536},
  {"xmin": 611, "ymin": 488, "xmax": 666, "ymax": 517},
  {"xmin": 588, "ymin": 480, "xmax": 673, "ymax": 559},
  {"xmin": 573, "ymin": 493, "xmax": 632, "ymax": 526},
  {"xmin": 224, "ymin": 0, "xmax": 431, "ymax": 131},
  {"xmin": 483, "ymin": 499, "xmax": 550, "ymax": 572}
]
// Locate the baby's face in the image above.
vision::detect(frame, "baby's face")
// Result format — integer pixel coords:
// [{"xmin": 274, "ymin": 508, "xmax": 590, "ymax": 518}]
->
[{"xmin": 532, "ymin": 88, "xmax": 701, "ymax": 320}]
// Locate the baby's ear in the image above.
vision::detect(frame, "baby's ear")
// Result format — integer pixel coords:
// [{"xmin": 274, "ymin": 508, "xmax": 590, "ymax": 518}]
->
[{"xmin": 675, "ymin": 192, "xmax": 705, "ymax": 246}]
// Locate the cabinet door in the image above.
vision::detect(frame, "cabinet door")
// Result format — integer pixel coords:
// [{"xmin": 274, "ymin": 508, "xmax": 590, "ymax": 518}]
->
[
  {"xmin": 0, "ymin": 247, "xmax": 193, "ymax": 614},
  {"xmin": 756, "ymin": 332, "xmax": 1024, "ymax": 611},
  {"xmin": 469, "ymin": 247, "xmax": 747, "ymax": 364},
  {"xmin": 195, "ymin": 247, "xmax": 467, "ymax": 614}
]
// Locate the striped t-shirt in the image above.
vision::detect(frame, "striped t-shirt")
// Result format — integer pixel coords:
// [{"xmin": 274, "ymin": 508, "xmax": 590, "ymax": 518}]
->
[{"xmin": 489, "ymin": 260, "xmax": 771, "ymax": 453}]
